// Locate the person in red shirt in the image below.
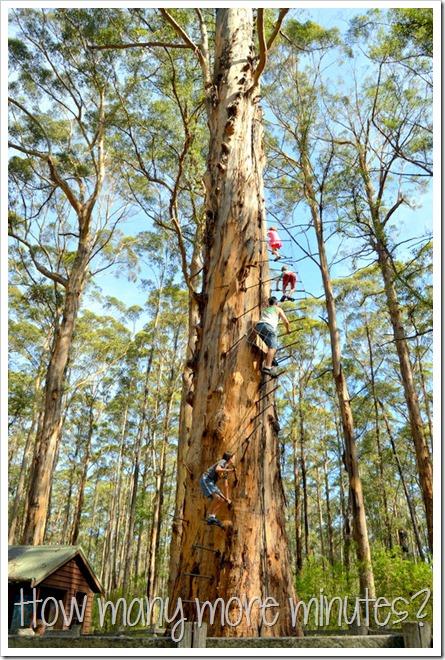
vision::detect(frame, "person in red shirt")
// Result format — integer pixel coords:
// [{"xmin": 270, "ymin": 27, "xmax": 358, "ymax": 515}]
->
[{"xmin": 280, "ymin": 266, "xmax": 297, "ymax": 301}]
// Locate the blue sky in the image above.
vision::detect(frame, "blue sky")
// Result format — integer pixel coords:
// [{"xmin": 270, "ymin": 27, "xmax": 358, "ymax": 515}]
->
[
  {"xmin": 81, "ymin": 6, "xmax": 434, "ymax": 325},
  {"xmin": 4, "ymin": 6, "xmax": 435, "ymax": 326}
]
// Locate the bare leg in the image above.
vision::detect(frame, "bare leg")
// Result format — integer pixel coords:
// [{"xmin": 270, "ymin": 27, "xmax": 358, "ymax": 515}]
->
[
  {"xmin": 208, "ymin": 494, "xmax": 225, "ymax": 517},
  {"xmin": 265, "ymin": 347, "xmax": 277, "ymax": 368}
]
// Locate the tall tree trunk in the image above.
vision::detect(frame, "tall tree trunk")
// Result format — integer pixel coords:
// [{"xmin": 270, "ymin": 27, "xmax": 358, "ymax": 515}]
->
[
  {"xmin": 168, "ymin": 9, "xmax": 300, "ymax": 637},
  {"xmin": 302, "ymin": 152, "xmax": 375, "ymax": 597},
  {"xmin": 298, "ymin": 374, "xmax": 310, "ymax": 559},
  {"xmin": 146, "ymin": 412, "xmax": 169, "ymax": 601},
  {"xmin": 364, "ymin": 320, "xmax": 393, "ymax": 550},
  {"xmin": 168, "ymin": 245, "xmax": 202, "ymax": 598},
  {"xmin": 412, "ymin": 321, "xmax": 433, "ymax": 451},
  {"xmin": 323, "ymin": 452, "xmax": 335, "ymax": 566},
  {"xmin": 22, "ymin": 220, "xmax": 96, "ymax": 544},
  {"xmin": 70, "ymin": 395, "xmax": 95, "ymax": 545},
  {"xmin": 359, "ymin": 152, "xmax": 433, "ymax": 553},
  {"xmin": 314, "ymin": 467, "xmax": 325, "ymax": 561},
  {"xmin": 292, "ymin": 426, "xmax": 303, "ymax": 574},
  {"xmin": 8, "ymin": 331, "xmax": 51, "ymax": 544}
]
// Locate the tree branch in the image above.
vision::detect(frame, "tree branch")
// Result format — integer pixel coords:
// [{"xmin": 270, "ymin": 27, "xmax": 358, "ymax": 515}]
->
[
  {"xmin": 8, "ymin": 231, "xmax": 68, "ymax": 287},
  {"xmin": 253, "ymin": 9, "xmax": 289, "ymax": 86},
  {"xmin": 267, "ymin": 9, "xmax": 289, "ymax": 50},
  {"xmin": 159, "ymin": 9, "xmax": 210, "ymax": 89},
  {"xmin": 89, "ymin": 40, "xmax": 191, "ymax": 52}
]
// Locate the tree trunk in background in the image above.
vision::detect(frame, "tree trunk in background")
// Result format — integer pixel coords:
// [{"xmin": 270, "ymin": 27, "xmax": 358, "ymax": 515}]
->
[
  {"xmin": 298, "ymin": 374, "xmax": 310, "ymax": 559},
  {"xmin": 301, "ymin": 152, "xmax": 375, "ymax": 597},
  {"xmin": 379, "ymin": 401, "xmax": 426, "ymax": 562},
  {"xmin": 323, "ymin": 452, "xmax": 335, "ymax": 566},
  {"xmin": 375, "ymin": 240, "xmax": 433, "ymax": 553},
  {"xmin": 413, "ymin": 325, "xmax": 433, "ymax": 450},
  {"xmin": 22, "ymin": 208, "xmax": 103, "ymax": 544},
  {"xmin": 168, "ymin": 9, "xmax": 300, "ymax": 637},
  {"xmin": 9, "ymin": 331, "xmax": 52, "ymax": 544},
  {"xmin": 168, "ymin": 244, "xmax": 202, "ymax": 599},
  {"xmin": 365, "ymin": 320, "xmax": 393, "ymax": 550},
  {"xmin": 358, "ymin": 151, "xmax": 433, "ymax": 554},
  {"xmin": 146, "ymin": 383, "xmax": 174, "ymax": 600},
  {"xmin": 70, "ymin": 394, "xmax": 96, "ymax": 545},
  {"xmin": 292, "ymin": 427, "xmax": 303, "ymax": 574},
  {"xmin": 315, "ymin": 467, "xmax": 325, "ymax": 561}
]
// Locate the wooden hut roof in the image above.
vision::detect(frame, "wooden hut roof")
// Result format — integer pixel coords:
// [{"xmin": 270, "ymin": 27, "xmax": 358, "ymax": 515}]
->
[{"xmin": 8, "ymin": 545, "xmax": 103, "ymax": 593}]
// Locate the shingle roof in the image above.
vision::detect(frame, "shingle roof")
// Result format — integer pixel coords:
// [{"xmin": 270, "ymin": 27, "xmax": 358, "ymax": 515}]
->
[{"xmin": 8, "ymin": 545, "xmax": 103, "ymax": 593}]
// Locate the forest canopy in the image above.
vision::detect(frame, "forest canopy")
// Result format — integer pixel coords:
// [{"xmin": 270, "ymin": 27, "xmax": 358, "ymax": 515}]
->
[{"xmin": 7, "ymin": 7, "xmax": 433, "ymax": 637}]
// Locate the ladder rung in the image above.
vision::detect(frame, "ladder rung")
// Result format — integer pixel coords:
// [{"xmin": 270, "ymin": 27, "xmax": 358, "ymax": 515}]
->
[
  {"xmin": 192, "ymin": 543, "xmax": 219, "ymax": 554},
  {"xmin": 184, "ymin": 572, "xmax": 213, "ymax": 580}
]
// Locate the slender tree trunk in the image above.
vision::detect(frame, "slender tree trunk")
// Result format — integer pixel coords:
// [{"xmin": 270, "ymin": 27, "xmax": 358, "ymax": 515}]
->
[
  {"xmin": 22, "ymin": 224, "xmax": 94, "ymax": 544},
  {"xmin": 146, "ymin": 419, "xmax": 168, "ymax": 601},
  {"xmin": 168, "ymin": 242, "xmax": 202, "ymax": 598},
  {"xmin": 412, "ymin": 324, "xmax": 433, "ymax": 450},
  {"xmin": 302, "ymin": 153, "xmax": 375, "ymax": 597},
  {"xmin": 169, "ymin": 9, "xmax": 300, "ymax": 637},
  {"xmin": 379, "ymin": 401, "xmax": 426, "ymax": 562},
  {"xmin": 323, "ymin": 452, "xmax": 335, "ymax": 566},
  {"xmin": 359, "ymin": 152, "xmax": 433, "ymax": 553},
  {"xmin": 314, "ymin": 467, "xmax": 325, "ymax": 561},
  {"xmin": 292, "ymin": 426, "xmax": 303, "ymax": 574},
  {"xmin": 70, "ymin": 396, "xmax": 95, "ymax": 545},
  {"xmin": 375, "ymin": 241, "xmax": 433, "ymax": 553},
  {"xmin": 298, "ymin": 375, "xmax": 310, "ymax": 559},
  {"xmin": 364, "ymin": 320, "xmax": 393, "ymax": 550}
]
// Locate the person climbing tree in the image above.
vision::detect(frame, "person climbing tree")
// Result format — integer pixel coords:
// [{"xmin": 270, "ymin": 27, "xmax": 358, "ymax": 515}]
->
[
  {"xmin": 200, "ymin": 451, "xmax": 236, "ymax": 528},
  {"xmin": 267, "ymin": 226, "xmax": 283, "ymax": 260},
  {"xmin": 280, "ymin": 266, "xmax": 297, "ymax": 301},
  {"xmin": 255, "ymin": 297, "xmax": 290, "ymax": 375}
]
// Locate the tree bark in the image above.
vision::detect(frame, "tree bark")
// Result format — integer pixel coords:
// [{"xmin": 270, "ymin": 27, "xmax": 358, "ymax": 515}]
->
[
  {"xmin": 168, "ymin": 9, "xmax": 300, "ymax": 637},
  {"xmin": 8, "ymin": 330, "xmax": 52, "ymax": 544}
]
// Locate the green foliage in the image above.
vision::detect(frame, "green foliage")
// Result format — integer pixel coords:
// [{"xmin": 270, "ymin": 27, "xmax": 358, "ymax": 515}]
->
[
  {"xmin": 295, "ymin": 549, "xmax": 432, "ymax": 629},
  {"xmin": 285, "ymin": 19, "xmax": 341, "ymax": 51}
]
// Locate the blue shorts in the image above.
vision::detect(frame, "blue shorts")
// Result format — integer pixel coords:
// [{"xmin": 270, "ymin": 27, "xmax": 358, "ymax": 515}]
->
[
  {"xmin": 255, "ymin": 322, "xmax": 278, "ymax": 349},
  {"xmin": 200, "ymin": 476, "xmax": 222, "ymax": 499}
]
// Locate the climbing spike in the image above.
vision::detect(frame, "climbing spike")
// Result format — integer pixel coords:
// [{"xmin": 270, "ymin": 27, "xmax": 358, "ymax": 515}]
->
[
  {"xmin": 184, "ymin": 572, "xmax": 213, "ymax": 580},
  {"xmin": 192, "ymin": 543, "xmax": 221, "ymax": 557}
]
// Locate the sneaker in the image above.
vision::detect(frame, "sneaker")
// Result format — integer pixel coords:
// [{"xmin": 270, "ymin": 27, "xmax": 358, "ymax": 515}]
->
[
  {"xmin": 272, "ymin": 358, "xmax": 279, "ymax": 367},
  {"xmin": 274, "ymin": 255, "xmax": 281, "ymax": 261},
  {"xmin": 280, "ymin": 296, "xmax": 286, "ymax": 303},
  {"xmin": 207, "ymin": 517, "xmax": 223, "ymax": 528},
  {"xmin": 286, "ymin": 296, "xmax": 294, "ymax": 301},
  {"xmin": 262, "ymin": 366, "xmax": 273, "ymax": 374}
]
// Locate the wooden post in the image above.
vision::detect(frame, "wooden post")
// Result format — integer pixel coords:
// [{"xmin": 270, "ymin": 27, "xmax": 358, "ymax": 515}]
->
[
  {"xmin": 402, "ymin": 621, "xmax": 432, "ymax": 648},
  {"xmin": 177, "ymin": 622, "xmax": 193, "ymax": 648},
  {"xmin": 177, "ymin": 621, "xmax": 207, "ymax": 648},
  {"xmin": 193, "ymin": 622, "xmax": 207, "ymax": 648}
]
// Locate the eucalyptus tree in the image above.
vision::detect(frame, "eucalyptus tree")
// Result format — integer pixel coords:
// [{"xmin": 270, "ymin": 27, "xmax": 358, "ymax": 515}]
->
[
  {"xmin": 93, "ymin": 8, "xmax": 301, "ymax": 635},
  {"xmin": 159, "ymin": 9, "xmax": 304, "ymax": 635},
  {"xmin": 263, "ymin": 20, "xmax": 375, "ymax": 596},
  {"xmin": 8, "ymin": 278, "xmax": 56, "ymax": 543},
  {"xmin": 8, "ymin": 8, "xmax": 139, "ymax": 544},
  {"xmin": 324, "ymin": 18, "xmax": 433, "ymax": 551}
]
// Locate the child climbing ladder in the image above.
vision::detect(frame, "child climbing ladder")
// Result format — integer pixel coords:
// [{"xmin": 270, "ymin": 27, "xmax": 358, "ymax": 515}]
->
[
  {"xmin": 255, "ymin": 297, "xmax": 290, "ymax": 376},
  {"xmin": 267, "ymin": 226, "xmax": 283, "ymax": 260}
]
